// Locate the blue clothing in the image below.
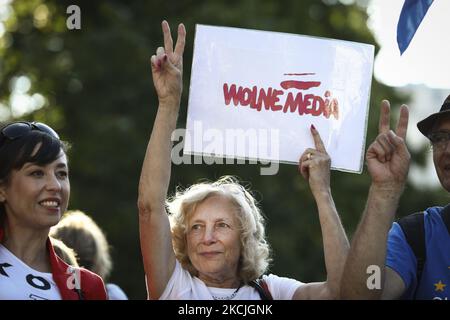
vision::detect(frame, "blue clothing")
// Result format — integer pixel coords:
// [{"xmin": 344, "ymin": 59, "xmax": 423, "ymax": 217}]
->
[{"xmin": 386, "ymin": 206, "xmax": 450, "ymax": 300}]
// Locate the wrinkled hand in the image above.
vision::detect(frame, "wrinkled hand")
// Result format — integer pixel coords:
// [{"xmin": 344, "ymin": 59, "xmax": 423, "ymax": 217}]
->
[
  {"xmin": 366, "ymin": 100, "xmax": 410, "ymax": 189},
  {"xmin": 151, "ymin": 20, "xmax": 186, "ymax": 107},
  {"xmin": 299, "ymin": 125, "xmax": 331, "ymax": 196}
]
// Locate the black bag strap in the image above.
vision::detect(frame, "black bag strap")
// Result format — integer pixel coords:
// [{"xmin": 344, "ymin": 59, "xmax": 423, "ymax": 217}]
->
[
  {"xmin": 397, "ymin": 211, "xmax": 425, "ymax": 298},
  {"xmin": 442, "ymin": 204, "xmax": 450, "ymax": 235},
  {"xmin": 398, "ymin": 205, "xmax": 450, "ymax": 298},
  {"xmin": 249, "ymin": 278, "xmax": 273, "ymax": 300}
]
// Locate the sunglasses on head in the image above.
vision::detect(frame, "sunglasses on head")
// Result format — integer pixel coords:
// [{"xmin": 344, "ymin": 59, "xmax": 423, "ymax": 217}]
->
[{"xmin": 0, "ymin": 121, "xmax": 60, "ymax": 146}]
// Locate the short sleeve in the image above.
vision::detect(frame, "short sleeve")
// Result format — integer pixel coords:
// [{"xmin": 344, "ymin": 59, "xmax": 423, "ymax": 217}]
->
[
  {"xmin": 263, "ymin": 274, "xmax": 303, "ymax": 300},
  {"xmin": 159, "ymin": 260, "xmax": 190, "ymax": 299},
  {"xmin": 386, "ymin": 222, "xmax": 418, "ymax": 293}
]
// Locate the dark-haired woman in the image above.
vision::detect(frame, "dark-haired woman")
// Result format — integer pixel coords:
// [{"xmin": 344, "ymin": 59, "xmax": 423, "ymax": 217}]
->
[{"xmin": 0, "ymin": 121, "xmax": 106, "ymax": 300}]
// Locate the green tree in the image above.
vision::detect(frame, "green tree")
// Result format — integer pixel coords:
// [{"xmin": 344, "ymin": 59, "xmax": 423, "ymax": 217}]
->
[{"xmin": 0, "ymin": 0, "xmax": 445, "ymax": 299}]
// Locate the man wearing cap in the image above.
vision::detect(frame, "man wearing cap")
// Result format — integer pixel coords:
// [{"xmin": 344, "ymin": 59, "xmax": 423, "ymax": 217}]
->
[{"xmin": 341, "ymin": 97, "xmax": 450, "ymax": 300}]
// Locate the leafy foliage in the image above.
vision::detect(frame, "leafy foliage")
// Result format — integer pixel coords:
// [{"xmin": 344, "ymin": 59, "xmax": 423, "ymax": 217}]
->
[{"xmin": 0, "ymin": 0, "xmax": 445, "ymax": 299}]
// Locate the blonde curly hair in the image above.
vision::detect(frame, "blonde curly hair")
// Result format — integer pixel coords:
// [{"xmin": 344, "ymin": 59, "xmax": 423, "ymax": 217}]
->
[
  {"xmin": 50, "ymin": 210, "xmax": 112, "ymax": 280},
  {"xmin": 50, "ymin": 237, "xmax": 79, "ymax": 267},
  {"xmin": 167, "ymin": 176, "xmax": 271, "ymax": 284}
]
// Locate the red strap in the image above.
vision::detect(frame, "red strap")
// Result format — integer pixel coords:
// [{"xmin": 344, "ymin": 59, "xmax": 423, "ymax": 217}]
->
[{"xmin": 48, "ymin": 238, "xmax": 107, "ymax": 300}]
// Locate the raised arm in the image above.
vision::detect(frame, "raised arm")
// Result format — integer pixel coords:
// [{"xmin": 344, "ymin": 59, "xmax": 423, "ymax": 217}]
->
[
  {"xmin": 340, "ymin": 100, "xmax": 410, "ymax": 299},
  {"xmin": 137, "ymin": 20, "xmax": 186, "ymax": 299},
  {"xmin": 293, "ymin": 125, "xmax": 350, "ymax": 299}
]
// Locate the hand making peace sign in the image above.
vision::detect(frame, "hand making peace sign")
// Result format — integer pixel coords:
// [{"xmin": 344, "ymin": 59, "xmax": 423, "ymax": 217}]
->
[
  {"xmin": 366, "ymin": 100, "xmax": 411, "ymax": 188},
  {"xmin": 150, "ymin": 20, "xmax": 186, "ymax": 107}
]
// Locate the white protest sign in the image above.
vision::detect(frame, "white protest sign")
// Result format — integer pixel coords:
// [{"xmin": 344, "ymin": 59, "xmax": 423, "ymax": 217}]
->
[{"xmin": 184, "ymin": 24, "xmax": 374, "ymax": 173}]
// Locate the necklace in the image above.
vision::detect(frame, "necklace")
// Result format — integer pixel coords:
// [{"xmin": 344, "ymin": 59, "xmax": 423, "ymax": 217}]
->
[{"xmin": 211, "ymin": 283, "xmax": 243, "ymax": 300}]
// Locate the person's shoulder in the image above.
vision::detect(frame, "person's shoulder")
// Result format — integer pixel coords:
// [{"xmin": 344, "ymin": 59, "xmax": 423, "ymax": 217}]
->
[
  {"xmin": 423, "ymin": 206, "xmax": 444, "ymax": 215},
  {"xmin": 79, "ymin": 267, "xmax": 108, "ymax": 300},
  {"xmin": 262, "ymin": 273, "xmax": 304, "ymax": 286},
  {"xmin": 262, "ymin": 273, "xmax": 283, "ymax": 280},
  {"xmin": 261, "ymin": 273, "xmax": 304, "ymax": 300},
  {"xmin": 401, "ymin": 206, "xmax": 442, "ymax": 218},
  {"xmin": 106, "ymin": 283, "xmax": 128, "ymax": 300},
  {"xmin": 422, "ymin": 205, "xmax": 447, "ymax": 223},
  {"xmin": 79, "ymin": 267, "xmax": 104, "ymax": 284}
]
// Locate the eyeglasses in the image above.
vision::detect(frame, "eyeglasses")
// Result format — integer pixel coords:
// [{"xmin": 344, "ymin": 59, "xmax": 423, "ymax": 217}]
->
[
  {"xmin": 428, "ymin": 131, "xmax": 450, "ymax": 151},
  {"xmin": 0, "ymin": 121, "xmax": 60, "ymax": 147}
]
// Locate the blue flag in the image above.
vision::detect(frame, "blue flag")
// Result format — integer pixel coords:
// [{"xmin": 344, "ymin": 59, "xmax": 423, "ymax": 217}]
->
[{"xmin": 397, "ymin": 0, "xmax": 434, "ymax": 55}]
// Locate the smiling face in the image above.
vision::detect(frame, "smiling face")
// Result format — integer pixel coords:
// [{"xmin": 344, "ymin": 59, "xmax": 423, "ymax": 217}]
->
[
  {"xmin": 186, "ymin": 195, "xmax": 242, "ymax": 286},
  {"xmin": 0, "ymin": 151, "xmax": 70, "ymax": 230},
  {"xmin": 432, "ymin": 115, "xmax": 450, "ymax": 192}
]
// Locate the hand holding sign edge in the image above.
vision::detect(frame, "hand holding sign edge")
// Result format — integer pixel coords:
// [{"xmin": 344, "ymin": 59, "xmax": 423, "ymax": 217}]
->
[{"xmin": 299, "ymin": 125, "xmax": 332, "ymax": 197}]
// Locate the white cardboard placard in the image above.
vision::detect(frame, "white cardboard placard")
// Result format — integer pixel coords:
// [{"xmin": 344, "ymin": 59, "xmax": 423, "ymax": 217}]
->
[{"xmin": 184, "ymin": 24, "xmax": 374, "ymax": 173}]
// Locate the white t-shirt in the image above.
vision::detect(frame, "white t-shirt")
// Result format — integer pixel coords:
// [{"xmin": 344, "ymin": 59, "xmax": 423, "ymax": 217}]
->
[
  {"xmin": 0, "ymin": 244, "xmax": 61, "ymax": 300},
  {"xmin": 160, "ymin": 260, "xmax": 303, "ymax": 300}
]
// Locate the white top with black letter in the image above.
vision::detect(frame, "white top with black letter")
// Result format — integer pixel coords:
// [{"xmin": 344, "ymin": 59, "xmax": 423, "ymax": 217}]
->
[{"xmin": 0, "ymin": 244, "xmax": 61, "ymax": 300}]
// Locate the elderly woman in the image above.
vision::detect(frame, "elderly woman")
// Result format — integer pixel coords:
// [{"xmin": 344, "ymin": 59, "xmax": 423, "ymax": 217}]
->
[
  {"xmin": 138, "ymin": 21, "xmax": 349, "ymax": 300},
  {"xmin": 0, "ymin": 121, "xmax": 106, "ymax": 299}
]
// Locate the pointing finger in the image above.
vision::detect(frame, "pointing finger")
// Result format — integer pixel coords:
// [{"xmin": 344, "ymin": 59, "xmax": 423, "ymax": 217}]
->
[{"xmin": 310, "ymin": 125, "xmax": 326, "ymax": 153}]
